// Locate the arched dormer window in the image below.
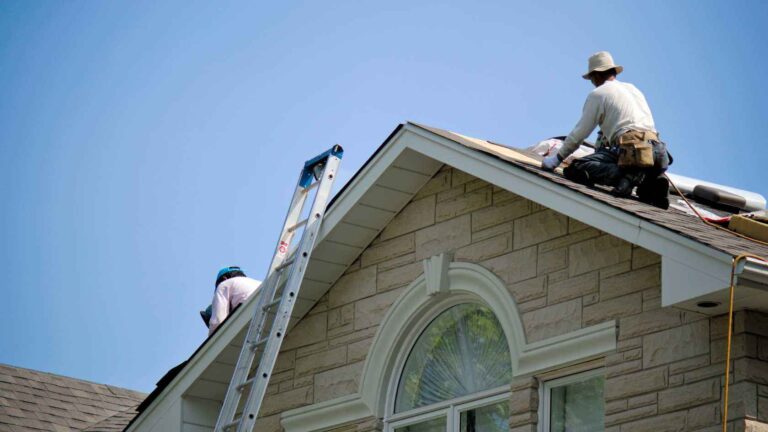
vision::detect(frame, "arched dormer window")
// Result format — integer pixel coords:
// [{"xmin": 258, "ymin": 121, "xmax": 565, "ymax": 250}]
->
[{"xmin": 388, "ymin": 303, "xmax": 512, "ymax": 432}]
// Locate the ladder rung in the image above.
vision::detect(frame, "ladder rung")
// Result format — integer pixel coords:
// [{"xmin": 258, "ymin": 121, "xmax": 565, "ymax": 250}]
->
[
  {"xmin": 250, "ymin": 337, "xmax": 268, "ymax": 351},
  {"xmin": 237, "ymin": 376, "xmax": 257, "ymax": 392},
  {"xmin": 286, "ymin": 218, "xmax": 308, "ymax": 233},
  {"xmin": 304, "ymin": 181, "xmax": 320, "ymax": 192},
  {"xmin": 275, "ymin": 259, "xmax": 294, "ymax": 272},
  {"xmin": 262, "ymin": 297, "xmax": 283, "ymax": 311},
  {"xmin": 223, "ymin": 418, "xmax": 241, "ymax": 430}
]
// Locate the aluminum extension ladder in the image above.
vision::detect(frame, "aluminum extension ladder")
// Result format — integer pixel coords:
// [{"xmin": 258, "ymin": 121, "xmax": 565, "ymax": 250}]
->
[{"xmin": 214, "ymin": 145, "xmax": 343, "ymax": 432}]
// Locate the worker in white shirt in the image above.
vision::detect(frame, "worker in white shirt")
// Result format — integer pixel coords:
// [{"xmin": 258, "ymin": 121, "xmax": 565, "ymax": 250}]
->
[
  {"xmin": 542, "ymin": 51, "xmax": 672, "ymax": 209},
  {"xmin": 206, "ymin": 266, "xmax": 261, "ymax": 336}
]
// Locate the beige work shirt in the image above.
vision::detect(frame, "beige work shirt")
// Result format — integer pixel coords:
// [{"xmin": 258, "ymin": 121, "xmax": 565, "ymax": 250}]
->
[{"xmin": 559, "ymin": 79, "xmax": 657, "ymax": 159}]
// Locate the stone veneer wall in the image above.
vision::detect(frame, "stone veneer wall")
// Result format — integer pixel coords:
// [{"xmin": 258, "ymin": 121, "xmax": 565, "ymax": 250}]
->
[{"xmin": 255, "ymin": 166, "xmax": 768, "ymax": 432}]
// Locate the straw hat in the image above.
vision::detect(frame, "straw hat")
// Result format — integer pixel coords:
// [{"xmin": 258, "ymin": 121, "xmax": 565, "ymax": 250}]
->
[{"xmin": 582, "ymin": 51, "xmax": 623, "ymax": 79}]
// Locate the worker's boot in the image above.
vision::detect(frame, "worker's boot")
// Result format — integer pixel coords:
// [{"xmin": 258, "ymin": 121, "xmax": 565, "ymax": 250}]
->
[
  {"xmin": 612, "ymin": 175, "xmax": 637, "ymax": 198},
  {"xmin": 637, "ymin": 176, "xmax": 670, "ymax": 209},
  {"xmin": 613, "ymin": 171, "xmax": 646, "ymax": 199},
  {"xmin": 563, "ymin": 164, "xmax": 594, "ymax": 187}
]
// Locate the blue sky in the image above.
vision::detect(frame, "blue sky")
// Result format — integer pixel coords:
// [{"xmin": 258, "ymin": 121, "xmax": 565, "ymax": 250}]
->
[{"xmin": 1, "ymin": 1, "xmax": 766, "ymax": 392}]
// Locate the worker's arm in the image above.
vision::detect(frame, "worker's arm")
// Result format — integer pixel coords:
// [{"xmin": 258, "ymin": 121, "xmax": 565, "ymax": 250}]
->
[
  {"xmin": 558, "ymin": 92, "xmax": 602, "ymax": 160},
  {"xmin": 208, "ymin": 285, "xmax": 230, "ymax": 336}
]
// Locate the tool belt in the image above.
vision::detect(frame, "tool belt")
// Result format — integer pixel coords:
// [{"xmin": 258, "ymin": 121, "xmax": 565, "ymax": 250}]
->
[{"xmin": 615, "ymin": 130, "xmax": 659, "ymax": 168}]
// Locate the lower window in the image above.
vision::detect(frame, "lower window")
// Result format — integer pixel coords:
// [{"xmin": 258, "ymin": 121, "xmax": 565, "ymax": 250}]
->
[
  {"xmin": 391, "ymin": 395, "xmax": 509, "ymax": 432},
  {"xmin": 459, "ymin": 401, "xmax": 509, "ymax": 431},
  {"xmin": 541, "ymin": 369, "xmax": 605, "ymax": 432}
]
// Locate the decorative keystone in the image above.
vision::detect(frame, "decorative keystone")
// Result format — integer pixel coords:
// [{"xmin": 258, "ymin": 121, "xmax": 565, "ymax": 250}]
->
[{"xmin": 423, "ymin": 252, "xmax": 453, "ymax": 296}]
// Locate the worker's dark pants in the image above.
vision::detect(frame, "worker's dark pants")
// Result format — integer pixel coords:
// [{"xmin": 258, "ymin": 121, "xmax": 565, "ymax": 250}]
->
[
  {"xmin": 563, "ymin": 145, "xmax": 671, "ymax": 189},
  {"xmin": 563, "ymin": 149, "xmax": 624, "ymax": 187}
]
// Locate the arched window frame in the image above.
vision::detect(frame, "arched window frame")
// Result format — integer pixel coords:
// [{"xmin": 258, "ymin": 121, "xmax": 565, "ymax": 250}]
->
[
  {"xmin": 359, "ymin": 258, "xmax": 616, "ymax": 421},
  {"xmin": 356, "ymin": 259, "xmax": 523, "ymax": 418},
  {"xmin": 385, "ymin": 296, "xmax": 513, "ymax": 430}
]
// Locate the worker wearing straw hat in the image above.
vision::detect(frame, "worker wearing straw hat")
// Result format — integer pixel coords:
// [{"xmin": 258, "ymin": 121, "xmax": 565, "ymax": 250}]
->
[{"xmin": 541, "ymin": 51, "xmax": 672, "ymax": 209}]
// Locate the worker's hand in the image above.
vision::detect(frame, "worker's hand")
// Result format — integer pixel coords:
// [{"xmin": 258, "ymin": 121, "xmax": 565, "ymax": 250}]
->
[{"xmin": 541, "ymin": 153, "xmax": 562, "ymax": 171}]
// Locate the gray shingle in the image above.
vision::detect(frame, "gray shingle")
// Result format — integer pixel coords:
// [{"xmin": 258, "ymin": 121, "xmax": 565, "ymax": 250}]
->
[{"xmin": 82, "ymin": 406, "xmax": 141, "ymax": 432}]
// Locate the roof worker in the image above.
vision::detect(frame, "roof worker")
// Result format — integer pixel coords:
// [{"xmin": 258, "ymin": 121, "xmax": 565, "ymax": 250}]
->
[
  {"xmin": 205, "ymin": 266, "xmax": 261, "ymax": 336},
  {"xmin": 541, "ymin": 51, "xmax": 673, "ymax": 209}
]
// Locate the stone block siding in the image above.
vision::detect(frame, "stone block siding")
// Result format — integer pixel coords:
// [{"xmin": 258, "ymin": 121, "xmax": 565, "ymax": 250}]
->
[{"xmin": 255, "ymin": 167, "xmax": 768, "ymax": 432}]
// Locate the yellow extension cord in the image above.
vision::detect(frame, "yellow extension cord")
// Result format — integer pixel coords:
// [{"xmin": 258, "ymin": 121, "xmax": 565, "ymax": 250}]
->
[
  {"xmin": 722, "ymin": 254, "xmax": 768, "ymax": 431},
  {"xmin": 664, "ymin": 174, "xmax": 768, "ymax": 431}
]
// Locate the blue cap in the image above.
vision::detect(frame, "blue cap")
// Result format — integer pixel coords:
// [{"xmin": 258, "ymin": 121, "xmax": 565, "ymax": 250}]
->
[
  {"xmin": 217, "ymin": 266, "xmax": 240, "ymax": 280},
  {"xmin": 216, "ymin": 266, "xmax": 245, "ymax": 288}
]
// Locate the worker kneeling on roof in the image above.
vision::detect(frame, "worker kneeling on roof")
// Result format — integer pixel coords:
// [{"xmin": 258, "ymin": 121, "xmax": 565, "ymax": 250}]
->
[
  {"xmin": 203, "ymin": 266, "xmax": 261, "ymax": 336},
  {"xmin": 541, "ymin": 51, "xmax": 672, "ymax": 209}
]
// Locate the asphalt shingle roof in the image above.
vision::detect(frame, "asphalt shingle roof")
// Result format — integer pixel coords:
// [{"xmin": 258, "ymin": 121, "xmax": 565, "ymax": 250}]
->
[
  {"xmin": 82, "ymin": 407, "xmax": 142, "ymax": 432},
  {"xmin": 0, "ymin": 363, "xmax": 146, "ymax": 432},
  {"xmin": 414, "ymin": 123, "xmax": 768, "ymax": 259}
]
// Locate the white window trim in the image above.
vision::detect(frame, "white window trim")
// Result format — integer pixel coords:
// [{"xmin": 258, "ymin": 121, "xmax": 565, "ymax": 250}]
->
[
  {"xmin": 452, "ymin": 391, "xmax": 511, "ymax": 432},
  {"xmin": 539, "ymin": 368, "xmax": 605, "ymax": 432},
  {"xmin": 388, "ymin": 407, "xmax": 450, "ymax": 432}
]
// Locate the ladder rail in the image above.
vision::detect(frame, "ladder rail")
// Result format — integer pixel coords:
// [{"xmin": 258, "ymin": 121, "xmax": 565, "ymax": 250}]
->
[
  {"xmin": 213, "ymin": 146, "xmax": 342, "ymax": 432},
  {"xmin": 267, "ymin": 182, "xmax": 312, "ymax": 277}
]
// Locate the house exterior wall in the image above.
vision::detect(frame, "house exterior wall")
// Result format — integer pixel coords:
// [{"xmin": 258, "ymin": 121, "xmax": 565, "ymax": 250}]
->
[
  {"xmin": 255, "ymin": 166, "xmax": 768, "ymax": 432},
  {"xmin": 183, "ymin": 396, "xmax": 219, "ymax": 431}
]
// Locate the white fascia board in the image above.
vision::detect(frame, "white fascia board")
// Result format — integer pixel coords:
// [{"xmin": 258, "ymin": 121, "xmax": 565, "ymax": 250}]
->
[
  {"xmin": 126, "ymin": 291, "xmax": 263, "ymax": 431},
  {"xmin": 402, "ymin": 124, "xmax": 736, "ymax": 295},
  {"xmin": 661, "ymin": 255, "xmax": 732, "ymax": 306}
]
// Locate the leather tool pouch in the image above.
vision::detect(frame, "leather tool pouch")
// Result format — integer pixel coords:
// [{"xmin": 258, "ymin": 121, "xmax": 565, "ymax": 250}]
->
[{"xmin": 617, "ymin": 130, "xmax": 656, "ymax": 168}]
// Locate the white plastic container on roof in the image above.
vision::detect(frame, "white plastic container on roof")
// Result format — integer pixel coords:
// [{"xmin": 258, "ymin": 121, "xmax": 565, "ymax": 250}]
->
[{"xmin": 666, "ymin": 173, "xmax": 766, "ymax": 212}]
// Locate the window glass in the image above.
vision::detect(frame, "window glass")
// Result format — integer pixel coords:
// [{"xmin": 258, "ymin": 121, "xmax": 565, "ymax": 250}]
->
[
  {"xmin": 549, "ymin": 375, "xmax": 604, "ymax": 432},
  {"xmin": 395, "ymin": 304, "xmax": 512, "ymax": 413},
  {"xmin": 394, "ymin": 416, "xmax": 446, "ymax": 432},
  {"xmin": 459, "ymin": 400, "xmax": 509, "ymax": 432}
]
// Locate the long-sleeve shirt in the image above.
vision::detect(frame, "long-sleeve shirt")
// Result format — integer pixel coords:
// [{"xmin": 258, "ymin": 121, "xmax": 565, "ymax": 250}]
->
[
  {"xmin": 209, "ymin": 276, "xmax": 261, "ymax": 335},
  {"xmin": 559, "ymin": 79, "xmax": 656, "ymax": 159}
]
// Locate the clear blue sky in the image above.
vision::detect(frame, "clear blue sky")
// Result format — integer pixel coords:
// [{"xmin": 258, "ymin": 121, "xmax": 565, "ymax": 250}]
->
[{"xmin": 1, "ymin": 1, "xmax": 766, "ymax": 392}]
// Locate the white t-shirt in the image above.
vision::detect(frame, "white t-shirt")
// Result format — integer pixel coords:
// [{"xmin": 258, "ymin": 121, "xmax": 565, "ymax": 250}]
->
[
  {"xmin": 559, "ymin": 79, "xmax": 656, "ymax": 159},
  {"xmin": 209, "ymin": 276, "xmax": 261, "ymax": 335}
]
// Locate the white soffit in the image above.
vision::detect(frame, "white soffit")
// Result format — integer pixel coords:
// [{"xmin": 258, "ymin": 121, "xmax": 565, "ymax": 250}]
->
[{"xmin": 296, "ymin": 134, "xmax": 443, "ymax": 318}]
